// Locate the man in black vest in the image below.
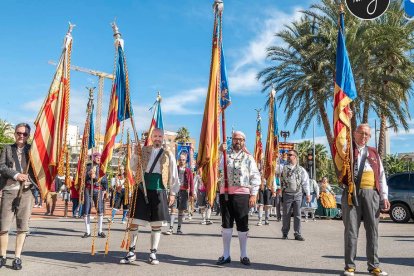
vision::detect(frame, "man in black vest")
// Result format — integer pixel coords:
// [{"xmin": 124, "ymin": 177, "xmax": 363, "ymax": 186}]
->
[{"xmin": 0, "ymin": 123, "xmax": 36, "ymax": 270}]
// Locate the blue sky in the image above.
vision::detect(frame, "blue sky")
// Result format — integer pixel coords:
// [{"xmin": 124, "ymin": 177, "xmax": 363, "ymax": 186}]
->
[{"xmin": 0, "ymin": 0, "xmax": 413, "ymax": 155}]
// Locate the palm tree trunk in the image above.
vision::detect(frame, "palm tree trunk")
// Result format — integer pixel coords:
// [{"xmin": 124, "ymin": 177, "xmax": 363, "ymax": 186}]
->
[
  {"xmin": 350, "ymin": 102, "xmax": 357, "ymax": 132},
  {"xmin": 316, "ymin": 100, "xmax": 334, "ymax": 157},
  {"xmin": 378, "ymin": 114, "xmax": 386, "ymax": 158},
  {"xmin": 362, "ymin": 96, "xmax": 370, "ymax": 123}
]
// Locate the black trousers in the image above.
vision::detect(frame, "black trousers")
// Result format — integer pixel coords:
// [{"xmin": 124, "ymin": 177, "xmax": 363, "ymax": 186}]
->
[{"xmin": 220, "ymin": 194, "xmax": 250, "ymax": 232}]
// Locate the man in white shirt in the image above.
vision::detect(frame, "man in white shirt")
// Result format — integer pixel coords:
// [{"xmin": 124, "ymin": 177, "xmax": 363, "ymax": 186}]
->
[
  {"xmin": 342, "ymin": 124, "xmax": 390, "ymax": 276},
  {"xmin": 120, "ymin": 128, "xmax": 179, "ymax": 265}
]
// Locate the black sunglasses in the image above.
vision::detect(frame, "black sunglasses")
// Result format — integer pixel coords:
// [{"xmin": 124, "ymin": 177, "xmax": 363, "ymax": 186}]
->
[
  {"xmin": 287, "ymin": 153, "xmax": 295, "ymax": 157},
  {"xmin": 15, "ymin": 132, "xmax": 29, "ymax": 137}
]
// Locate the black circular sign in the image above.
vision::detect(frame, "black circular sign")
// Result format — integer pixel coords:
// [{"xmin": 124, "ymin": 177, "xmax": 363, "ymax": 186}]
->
[{"xmin": 345, "ymin": 0, "xmax": 390, "ymax": 20}]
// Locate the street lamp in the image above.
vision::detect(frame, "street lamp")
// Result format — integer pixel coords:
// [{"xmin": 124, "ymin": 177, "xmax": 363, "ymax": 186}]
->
[
  {"xmin": 280, "ymin": 131, "xmax": 290, "ymax": 142},
  {"xmin": 307, "ymin": 149, "xmax": 314, "ymax": 179}
]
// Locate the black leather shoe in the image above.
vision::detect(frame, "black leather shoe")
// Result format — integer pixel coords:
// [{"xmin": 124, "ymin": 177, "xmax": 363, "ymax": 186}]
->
[
  {"xmin": 12, "ymin": 257, "xmax": 22, "ymax": 270},
  {"xmin": 216, "ymin": 256, "xmax": 231, "ymax": 265},
  {"xmin": 282, "ymin": 234, "xmax": 288, "ymax": 240},
  {"xmin": 98, "ymin": 232, "xmax": 106, "ymax": 238},
  {"xmin": 294, "ymin": 234, "xmax": 305, "ymax": 241},
  {"xmin": 0, "ymin": 256, "xmax": 6, "ymax": 268},
  {"xmin": 82, "ymin": 233, "xmax": 91, "ymax": 238},
  {"xmin": 240, "ymin": 257, "xmax": 251, "ymax": 266}
]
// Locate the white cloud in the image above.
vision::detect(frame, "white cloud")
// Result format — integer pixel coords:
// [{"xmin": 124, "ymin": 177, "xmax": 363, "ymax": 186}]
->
[
  {"xmin": 228, "ymin": 8, "xmax": 303, "ymax": 94},
  {"xmin": 228, "ymin": 69, "xmax": 258, "ymax": 94},
  {"xmin": 23, "ymin": 98, "xmax": 45, "ymax": 112},
  {"xmin": 162, "ymin": 87, "xmax": 206, "ymax": 115},
  {"xmin": 389, "ymin": 128, "xmax": 414, "ymax": 141}
]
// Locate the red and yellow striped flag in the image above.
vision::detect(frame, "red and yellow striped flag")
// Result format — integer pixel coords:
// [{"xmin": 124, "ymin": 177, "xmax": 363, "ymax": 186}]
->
[
  {"xmin": 124, "ymin": 132, "xmax": 134, "ymax": 204},
  {"xmin": 264, "ymin": 89, "xmax": 279, "ymax": 189},
  {"xmin": 333, "ymin": 11, "xmax": 357, "ymax": 205},
  {"xmin": 30, "ymin": 26, "xmax": 73, "ymax": 199},
  {"xmin": 196, "ymin": 10, "xmax": 221, "ymax": 206},
  {"xmin": 253, "ymin": 112, "xmax": 263, "ymax": 169},
  {"xmin": 99, "ymin": 29, "xmax": 132, "ymax": 178}
]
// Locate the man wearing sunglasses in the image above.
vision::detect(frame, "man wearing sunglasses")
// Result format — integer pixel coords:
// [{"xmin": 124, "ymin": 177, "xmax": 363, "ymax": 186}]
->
[
  {"xmin": 216, "ymin": 130, "xmax": 261, "ymax": 266},
  {"xmin": 280, "ymin": 149, "xmax": 310, "ymax": 241},
  {"xmin": 0, "ymin": 123, "xmax": 35, "ymax": 270}
]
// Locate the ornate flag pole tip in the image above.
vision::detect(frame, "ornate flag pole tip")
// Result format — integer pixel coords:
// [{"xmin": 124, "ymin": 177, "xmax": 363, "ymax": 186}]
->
[
  {"xmin": 339, "ymin": 3, "xmax": 345, "ymax": 14},
  {"xmin": 213, "ymin": 0, "xmax": 224, "ymax": 12},
  {"xmin": 87, "ymin": 87, "xmax": 95, "ymax": 99},
  {"xmin": 111, "ymin": 22, "xmax": 121, "ymax": 39},
  {"xmin": 156, "ymin": 91, "xmax": 162, "ymax": 102},
  {"xmin": 67, "ymin": 22, "xmax": 76, "ymax": 34}
]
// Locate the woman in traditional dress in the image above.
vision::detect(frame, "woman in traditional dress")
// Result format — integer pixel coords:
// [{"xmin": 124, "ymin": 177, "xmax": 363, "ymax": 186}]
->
[
  {"xmin": 301, "ymin": 178, "xmax": 319, "ymax": 221},
  {"xmin": 315, "ymin": 177, "xmax": 338, "ymax": 219}
]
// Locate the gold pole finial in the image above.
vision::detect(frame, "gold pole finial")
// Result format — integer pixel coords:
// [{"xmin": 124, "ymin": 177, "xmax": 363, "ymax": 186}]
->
[{"xmin": 339, "ymin": 3, "xmax": 345, "ymax": 14}]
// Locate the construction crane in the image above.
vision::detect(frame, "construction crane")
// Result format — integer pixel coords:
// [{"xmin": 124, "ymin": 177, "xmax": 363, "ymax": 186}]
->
[{"xmin": 48, "ymin": 60, "xmax": 114, "ymax": 150}]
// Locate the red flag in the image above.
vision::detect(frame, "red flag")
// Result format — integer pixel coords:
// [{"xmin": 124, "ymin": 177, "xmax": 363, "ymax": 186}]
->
[{"xmin": 30, "ymin": 25, "xmax": 73, "ymax": 198}]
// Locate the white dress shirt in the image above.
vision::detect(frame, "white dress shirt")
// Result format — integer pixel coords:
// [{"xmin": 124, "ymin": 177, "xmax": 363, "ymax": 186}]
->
[{"xmin": 355, "ymin": 145, "xmax": 388, "ymax": 200}]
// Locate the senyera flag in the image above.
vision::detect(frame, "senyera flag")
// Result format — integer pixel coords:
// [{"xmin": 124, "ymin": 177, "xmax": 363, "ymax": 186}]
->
[
  {"xmin": 99, "ymin": 25, "xmax": 133, "ymax": 178},
  {"xmin": 30, "ymin": 24, "xmax": 74, "ymax": 198},
  {"xmin": 197, "ymin": 2, "xmax": 223, "ymax": 206},
  {"xmin": 333, "ymin": 10, "xmax": 357, "ymax": 205},
  {"xmin": 264, "ymin": 88, "xmax": 279, "ymax": 189},
  {"xmin": 144, "ymin": 93, "xmax": 164, "ymax": 146},
  {"xmin": 74, "ymin": 92, "xmax": 95, "ymax": 195}
]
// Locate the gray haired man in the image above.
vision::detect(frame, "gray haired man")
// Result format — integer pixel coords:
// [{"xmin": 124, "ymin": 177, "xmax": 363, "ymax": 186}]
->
[
  {"xmin": 0, "ymin": 123, "xmax": 36, "ymax": 270},
  {"xmin": 280, "ymin": 149, "xmax": 310, "ymax": 241}
]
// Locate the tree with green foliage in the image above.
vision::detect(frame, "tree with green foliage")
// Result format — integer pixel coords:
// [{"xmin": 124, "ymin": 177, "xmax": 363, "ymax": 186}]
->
[
  {"xmin": 258, "ymin": 0, "xmax": 414, "ymax": 161},
  {"xmin": 0, "ymin": 119, "xmax": 14, "ymax": 151},
  {"xmin": 175, "ymin": 127, "xmax": 190, "ymax": 143}
]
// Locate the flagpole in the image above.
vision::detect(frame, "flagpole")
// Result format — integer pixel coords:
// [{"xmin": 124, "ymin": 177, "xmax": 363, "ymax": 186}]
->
[
  {"xmin": 313, "ymin": 120, "xmax": 316, "ymax": 180},
  {"xmin": 221, "ymin": 110, "xmax": 229, "ymax": 201},
  {"xmin": 214, "ymin": 0, "xmax": 229, "ymax": 201}
]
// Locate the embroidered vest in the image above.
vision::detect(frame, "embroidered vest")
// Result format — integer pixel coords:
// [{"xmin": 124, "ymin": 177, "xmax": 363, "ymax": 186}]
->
[
  {"xmin": 353, "ymin": 146, "xmax": 380, "ymax": 191},
  {"xmin": 226, "ymin": 151, "xmax": 253, "ymax": 188},
  {"xmin": 281, "ymin": 165, "xmax": 304, "ymax": 193},
  {"xmin": 141, "ymin": 146, "xmax": 170, "ymax": 189}
]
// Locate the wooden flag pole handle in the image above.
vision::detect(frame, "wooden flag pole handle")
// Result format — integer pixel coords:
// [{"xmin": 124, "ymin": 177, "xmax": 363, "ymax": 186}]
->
[
  {"xmin": 130, "ymin": 117, "xmax": 149, "ymax": 204},
  {"xmin": 221, "ymin": 109, "xmax": 229, "ymax": 201}
]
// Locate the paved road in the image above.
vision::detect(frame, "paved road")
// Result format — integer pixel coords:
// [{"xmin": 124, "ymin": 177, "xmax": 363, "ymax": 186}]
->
[{"xmin": 1, "ymin": 209, "xmax": 413, "ymax": 276}]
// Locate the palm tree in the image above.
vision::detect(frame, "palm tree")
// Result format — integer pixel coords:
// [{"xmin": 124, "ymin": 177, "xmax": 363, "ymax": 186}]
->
[
  {"xmin": 368, "ymin": 2, "xmax": 414, "ymax": 157},
  {"xmin": 296, "ymin": 140, "xmax": 331, "ymax": 180},
  {"xmin": 175, "ymin": 127, "xmax": 190, "ymax": 143},
  {"xmin": 0, "ymin": 119, "xmax": 14, "ymax": 151},
  {"xmin": 258, "ymin": 15, "xmax": 334, "ymax": 156},
  {"xmin": 260, "ymin": 0, "xmax": 414, "ymax": 161}
]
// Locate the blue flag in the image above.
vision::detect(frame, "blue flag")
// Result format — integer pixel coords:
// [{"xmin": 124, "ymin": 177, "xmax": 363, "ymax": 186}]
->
[
  {"xmin": 156, "ymin": 101, "xmax": 164, "ymax": 129},
  {"xmin": 220, "ymin": 43, "xmax": 231, "ymax": 110},
  {"xmin": 88, "ymin": 103, "xmax": 95, "ymax": 149},
  {"xmin": 115, "ymin": 46, "xmax": 133, "ymax": 122}
]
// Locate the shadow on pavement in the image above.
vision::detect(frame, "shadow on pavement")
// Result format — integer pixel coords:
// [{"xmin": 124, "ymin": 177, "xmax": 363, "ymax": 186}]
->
[
  {"xmin": 135, "ymin": 252, "xmax": 342, "ymax": 274},
  {"xmin": 380, "ymin": 235, "xmax": 414, "ymax": 238},
  {"xmin": 24, "ymin": 250, "xmax": 342, "ymax": 274},
  {"xmin": 323, "ymin": 255, "xmax": 414, "ymax": 267}
]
